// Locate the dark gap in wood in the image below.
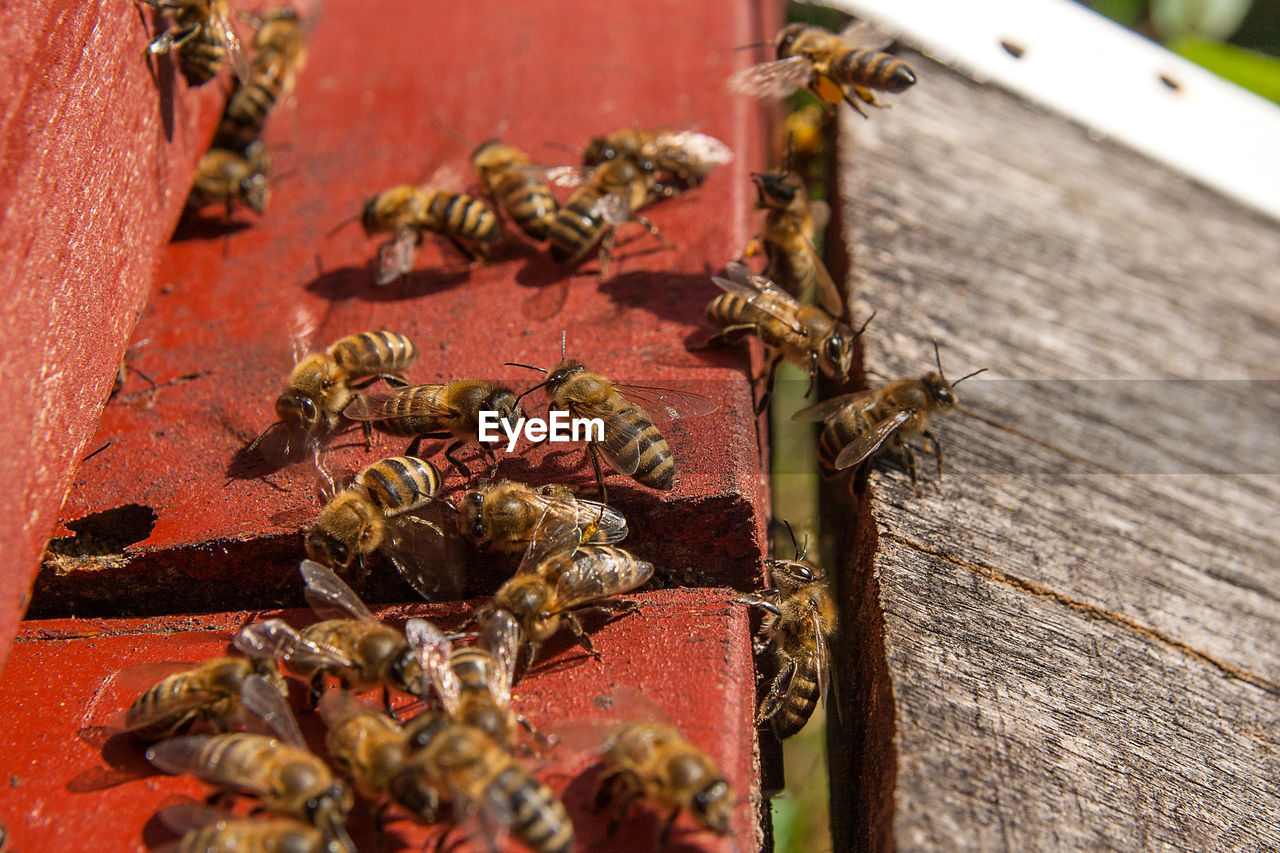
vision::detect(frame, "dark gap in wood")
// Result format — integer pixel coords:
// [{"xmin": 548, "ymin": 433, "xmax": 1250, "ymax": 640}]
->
[{"xmin": 820, "ymin": 111, "xmax": 898, "ymax": 853}]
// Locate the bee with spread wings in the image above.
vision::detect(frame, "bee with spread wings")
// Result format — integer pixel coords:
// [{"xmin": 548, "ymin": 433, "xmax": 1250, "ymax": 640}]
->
[
  {"xmin": 706, "ymin": 261, "xmax": 868, "ymax": 405},
  {"xmin": 509, "ymin": 335, "xmax": 718, "ymax": 501},
  {"xmin": 234, "ymin": 560, "xmax": 449, "ymax": 714},
  {"xmin": 728, "ymin": 21, "xmax": 917, "ymax": 117}
]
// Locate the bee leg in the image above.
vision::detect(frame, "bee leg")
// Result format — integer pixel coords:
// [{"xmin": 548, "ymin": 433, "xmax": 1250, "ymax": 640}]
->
[
  {"xmin": 405, "ymin": 435, "xmax": 425, "ymax": 458},
  {"xmin": 587, "ymin": 444, "xmax": 609, "ymax": 504},
  {"xmin": 562, "ymin": 612, "xmax": 601, "ymax": 659},
  {"xmin": 633, "ymin": 214, "xmax": 675, "ymax": 251},
  {"xmin": 658, "ymin": 807, "xmax": 683, "ymax": 850},
  {"xmin": 444, "ymin": 440, "xmax": 473, "ymax": 479},
  {"xmin": 739, "ymin": 234, "xmax": 762, "ymax": 261},
  {"xmin": 361, "ymin": 420, "xmax": 374, "ymax": 449},
  {"xmin": 382, "ymin": 685, "xmax": 399, "ymax": 722},
  {"xmin": 756, "ymin": 354, "xmax": 784, "ymax": 416},
  {"xmin": 756, "ymin": 658, "xmax": 797, "ymax": 726},
  {"xmin": 597, "ymin": 232, "xmax": 616, "ymax": 281},
  {"xmin": 308, "ymin": 672, "xmax": 326, "ymax": 708},
  {"xmin": 699, "ymin": 325, "xmax": 754, "ymax": 351},
  {"xmin": 834, "ymin": 86, "xmax": 870, "ymax": 118},
  {"xmin": 923, "ymin": 430, "xmax": 944, "ymax": 478},
  {"xmin": 902, "ymin": 444, "xmax": 921, "ymax": 496},
  {"xmin": 806, "ymin": 353, "xmax": 820, "ymax": 398}
]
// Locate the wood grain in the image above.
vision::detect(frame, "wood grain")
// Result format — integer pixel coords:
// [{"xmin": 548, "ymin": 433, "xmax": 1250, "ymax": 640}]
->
[{"xmin": 824, "ymin": 52, "xmax": 1280, "ymax": 851}]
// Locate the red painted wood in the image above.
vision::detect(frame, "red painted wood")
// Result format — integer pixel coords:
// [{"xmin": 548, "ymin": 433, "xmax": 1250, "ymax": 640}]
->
[
  {"xmin": 0, "ymin": 589, "xmax": 760, "ymax": 851},
  {"xmin": 0, "ymin": 1, "xmax": 233, "ymax": 670},
  {"xmin": 34, "ymin": 0, "xmax": 777, "ymax": 619}
]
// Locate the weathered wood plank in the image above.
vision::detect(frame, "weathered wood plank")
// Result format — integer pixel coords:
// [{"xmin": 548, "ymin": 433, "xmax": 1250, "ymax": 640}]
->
[{"xmin": 827, "ymin": 51, "xmax": 1280, "ymax": 851}]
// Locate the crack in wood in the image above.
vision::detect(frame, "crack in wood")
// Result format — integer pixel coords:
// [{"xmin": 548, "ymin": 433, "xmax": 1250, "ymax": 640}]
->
[{"xmin": 879, "ymin": 530, "xmax": 1280, "ymax": 698}]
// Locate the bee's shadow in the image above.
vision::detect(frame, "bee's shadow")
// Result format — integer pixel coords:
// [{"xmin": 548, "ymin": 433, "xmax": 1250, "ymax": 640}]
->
[{"xmin": 304, "ymin": 264, "xmax": 471, "ymax": 303}]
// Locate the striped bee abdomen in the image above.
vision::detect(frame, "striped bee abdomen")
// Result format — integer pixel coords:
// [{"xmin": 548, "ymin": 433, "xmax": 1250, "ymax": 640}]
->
[
  {"xmin": 356, "ymin": 456, "xmax": 442, "ymax": 514},
  {"xmin": 329, "ymin": 330, "xmax": 417, "ymax": 377}
]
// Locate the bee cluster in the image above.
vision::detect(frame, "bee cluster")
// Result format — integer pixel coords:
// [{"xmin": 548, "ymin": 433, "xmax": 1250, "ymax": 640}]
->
[{"xmin": 98, "ymin": 5, "xmax": 979, "ymax": 851}]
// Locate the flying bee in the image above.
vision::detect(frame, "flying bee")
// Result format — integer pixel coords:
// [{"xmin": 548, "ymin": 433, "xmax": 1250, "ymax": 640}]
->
[
  {"xmin": 457, "ymin": 480, "xmax": 627, "ymax": 554},
  {"xmin": 508, "ymin": 335, "xmax": 716, "ymax": 500},
  {"xmin": 791, "ymin": 342, "xmax": 987, "ymax": 489},
  {"xmin": 471, "ymin": 139, "xmax": 559, "ymax": 241},
  {"xmin": 186, "ymin": 142, "xmax": 270, "ymax": 215},
  {"xmin": 595, "ymin": 720, "xmax": 734, "ymax": 849},
  {"xmin": 475, "ymin": 512, "xmax": 653, "ymax": 665},
  {"xmin": 304, "ymin": 455, "xmax": 446, "ymax": 595},
  {"xmin": 745, "ymin": 168, "xmax": 843, "ymax": 316},
  {"xmin": 396, "ymin": 715, "xmax": 575, "ymax": 853},
  {"xmin": 581, "ymin": 127, "xmax": 733, "ymax": 196},
  {"xmin": 234, "ymin": 561, "xmax": 448, "ymax": 713},
  {"xmin": 728, "ymin": 21, "xmax": 917, "ymax": 117},
  {"xmin": 360, "ymin": 185, "xmax": 503, "ymax": 285},
  {"xmin": 146, "ymin": 674, "xmax": 356, "ymax": 852},
  {"xmin": 739, "ymin": 525, "xmax": 836, "ymax": 739},
  {"xmin": 706, "ymin": 261, "xmax": 869, "ymax": 404},
  {"xmin": 342, "ymin": 379, "xmax": 522, "ymax": 478},
  {"xmin": 138, "ymin": 0, "xmax": 247, "ymax": 86},
  {"xmin": 251, "ymin": 330, "xmax": 417, "ymax": 454},
  {"xmin": 119, "ymin": 654, "xmax": 289, "ymax": 742},
  {"xmin": 546, "ymin": 154, "xmax": 673, "ymax": 278},
  {"xmin": 154, "ymin": 803, "xmax": 346, "ymax": 853},
  {"xmin": 214, "ymin": 7, "xmax": 309, "ymax": 151}
]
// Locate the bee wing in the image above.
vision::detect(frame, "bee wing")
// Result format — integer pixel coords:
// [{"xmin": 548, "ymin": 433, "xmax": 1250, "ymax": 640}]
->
[
  {"xmin": 515, "ymin": 509, "xmax": 583, "ymax": 576},
  {"xmin": 611, "ymin": 384, "xmax": 718, "ymax": 424},
  {"xmin": 727, "ymin": 55, "xmax": 814, "ymax": 99},
  {"xmin": 153, "ymin": 800, "xmax": 235, "ymax": 836},
  {"xmin": 381, "ymin": 512, "xmax": 464, "ymax": 602},
  {"xmin": 376, "ymin": 228, "xmax": 419, "ymax": 286},
  {"xmin": 554, "ymin": 550, "xmax": 653, "ymax": 609},
  {"xmin": 405, "ymin": 618, "xmax": 458, "ymax": 709},
  {"xmin": 840, "ymin": 19, "xmax": 895, "ymax": 50},
  {"xmin": 833, "ymin": 408, "xmax": 915, "ymax": 470},
  {"xmin": 145, "ymin": 734, "xmax": 218, "ymax": 777},
  {"xmin": 317, "ymin": 685, "xmax": 393, "ymax": 735},
  {"xmin": 590, "ymin": 192, "xmax": 632, "ymax": 226},
  {"xmin": 300, "ymin": 559, "xmax": 375, "ymax": 622},
  {"xmin": 343, "ymin": 385, "xmax": 450, "ymax": 422},
  {"xmin": 712, "ymin": 262, "xmax": 807, "ymax": 335},
  {"xmin": 656, "ymin": 131, "xmax": 735, "ymax": 167},
  {"xmin": 801, "ymin": 233, "xmax": 845, "ymax": 316},
  {"xmin": 572, "ymin": 498, "xmax": 629, "ymax": 545},
  {"xmin": 211, "ymin": 10, "xmax": 250, "ymax": 84},
  {"xmin": 812, "ymin": 607, "xmax": 831, "ymax": 711},
  {"xmin": 240, "ymin": 673, "xmax": 305, "ymax": 747},
  {"xmin": 546, "ymin": 165, "xmax": 589, "ymax": 188},
  {"xmin": 790, "ymin": 390, "xmax": 879, "ymax": 423},
  {"xmin": 479, "ymin": 610, "xmax": 521, "ymax": 707},
  {"xmin": 234, "ymin": 619, "xmax": 358, "ymax": 669}
]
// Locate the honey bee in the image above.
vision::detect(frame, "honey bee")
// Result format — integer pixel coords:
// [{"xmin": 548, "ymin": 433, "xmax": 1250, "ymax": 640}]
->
[
  {"xmin": 146, "ymin": 674, "xmax": 356, "ymax": 851},
  {"xmin": 581, "ymin": 127, "xmax": 733, "ymax": 196},
  {"xmin": 186, "ymin": 142, "xmax": 270, "ymax": 215},
  {"xmin": 595, "ymin": 720, "xmax": 734, "ymax": 848},
  {"xmin": 546, "ymin": 154, "xmax": 672, "ymax": 277},
  {"xmin": 316, "ymin": 689, "xmax": 444, "ymax": 825},
  {"xmin": 234, "ymin": 561, "xmax": 447, "ymax": 711},
  {"xmin": 508, "ymin": 336, "xmax": 716, "ymax": 500},
  {"xmin": 791, "ymin": 343, "xmax": 986, "ymax": 489},
  {"xmin": 471, "ymin": 139, "xmax": 559, "ymax": 241},
  {"xmin": 745, "ymin": 167, "xmax": 843, "ymax": 316},
  {"xmin": 397, "ymin": 715, "xmax": 575, "ymax": 853},
  {"xmin": 120, "ymin": 655, "xmax": 288, "ymax": 742},
  {"xmin": 456, "ymin": 480, "xmax": 628, "ymax": 554},
  {"xmin": 739, "ymin": 526, "xmax": 835, "ymax": 738},
  {"xmin": 360, "ymin": 185, "xmax": 503, "ymax": 285},
  {"xmin": 251, "ymin": 330, "xmax": 417, "ymax": 453},
  {"xmin": 304, "ymin": 455, "xmax": 445, "ymax": 593},
  {"xmin": 475, "ymin": 512, "xmax": 653, "ymax": 663},
  {"xmin": 706, "ymin": 261, "xmax": 868, "ymax": 402},
  {"xmin": 155, "ymin": 804, "xmax": 345, "ymax": 853},
  {"xmin": 342, "ymin": 379, "xmax": 523, "ymax": 478},
  {"xmin": 214, "ymin": 7, "xmax": 308, "ymax": 151},
  {"xmin": 728, "ymin": 21, "xmax": 917, "ymax": 117},
  {"xmin": 139, "ymin": 0, "xmax": 247, "ymax": 86}
]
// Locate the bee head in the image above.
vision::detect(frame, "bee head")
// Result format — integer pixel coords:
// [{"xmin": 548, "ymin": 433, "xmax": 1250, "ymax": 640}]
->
[
  {"xmin": 241, "ymin": 172, "xmax": 269, "ymax": 214},
  {"xmin": 545, "ymin": 359, "xmax": 585, "ymax": 394},
  {"xmin": 768, "ymin": 557, "xmax": 821, "ymax": 591},
  {"xmin": 693, "ymin": 777, "xmax": 734, "ymax": 834},
  {"xmin": 458, "ymin": 490, "xmax": 488, "ymax": 541},
  {"xmin": 360, "ymin": 196, "xmax": 382, "ymax": 236},
  {"xmin": 776, "ymin": 22, "xmax": 807, "ymax": 59},
  {"xmin": 471, "ymin": 139, "xmax": 513, "ymax": 173},
  {"xmin": 750, "ymin": 171, "xmax": 797, "ymax": 210},
  {"xmin": 391, "ymin": 647, "xmax": 426, "ymax": 697},
  {"xmin": 924, "ymin": 372, "xmax": 957, "ymax": 410},
  {"xmin": 582, "ymin": 136, "xmax": 617, "ymax": 167},
  {"xmin": 822, "ymin": 331, "xmax": 855, "ymax": 379},
  {"xmin": 276, "ymin": 390, "xmax": 324, "ymax": 434},
  {"xmin": 482, "ymin": 386, "xmax": 523, "ymax": 429},
  {"xmin": 403, "ymin": 710, "xmax": 453, "ymax": 752}
]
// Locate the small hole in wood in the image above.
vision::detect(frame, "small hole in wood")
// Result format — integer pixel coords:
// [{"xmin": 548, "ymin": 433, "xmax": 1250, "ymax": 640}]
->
[
  {"xmin": 1000, "ymin": 39, "xmax": 1026, "ymax": 59},
  {"xmin": 1159, "ymin": 73, "xmax": 1183, "ymax": 92}
]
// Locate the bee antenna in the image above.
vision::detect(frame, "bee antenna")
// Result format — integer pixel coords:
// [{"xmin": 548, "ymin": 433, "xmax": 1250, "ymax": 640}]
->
[
  {"xmin": 734, "ymin": 40, "xmax": 773, "ymax": 51},
  {"xmin": 81, "ymin": 441, "xmax": 112, "ymax": 463},
  {"xmin": 325, "ymin": 213, "xmax": 361, "ymax": 239},
  {"xmin": 543, "ymin": 140, "xmax": 583, "ymax": 156},
  {"xmin": 931, "ymin": 339, "xmax": 945, "ymax": 381},
  {"xmin": 515, "ymin": 379, "xmax": 550, "ymax": 403},
  {"xmin": 430, "ymin": 119, "xmax": 474, "ymax": 148},
  {"xmin": 780, "ymin": 519, "xmax": 801, "ymax": 560},
  {"xmin": 953, "ymin": 367, "xmax": 989, "ymax": 386},
  {"xmin": 246, "ymin": 421, "xmax": 282, "ymax": 454},
  {"xmin": 504, "ymin": 362, "xmax": 548, "ymax": 374},
  {"xmin": 854, "ymin": 309, "xmax": 876, "ymax": 337},
  {"xmin": 559, "ymin": 330, "xmax": 567, "ymax": 361}
]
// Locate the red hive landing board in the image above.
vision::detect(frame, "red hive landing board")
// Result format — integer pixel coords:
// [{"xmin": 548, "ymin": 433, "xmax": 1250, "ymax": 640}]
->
[
  {"xmin": 0, "ymin": 589, "xmax": 760, "ymax": 852},
  {"xmin": 33, "ymin": 0, "xmax": 777, "ymax": 618},
  {"xmin": 0, "ymin": 1, "xmax": 228, "ymax": 669}
]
